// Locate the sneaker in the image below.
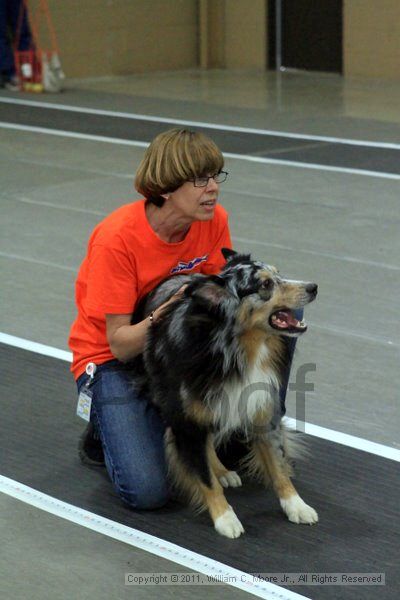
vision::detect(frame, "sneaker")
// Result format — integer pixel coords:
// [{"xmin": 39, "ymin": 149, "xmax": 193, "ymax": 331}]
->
[
  {"xmin": 4, "ymin": 75, "xmax": 20, "ymax": 92},
  {"xmin": 78, "ymin": 422, "xmax": 105, "ymax": 466}
]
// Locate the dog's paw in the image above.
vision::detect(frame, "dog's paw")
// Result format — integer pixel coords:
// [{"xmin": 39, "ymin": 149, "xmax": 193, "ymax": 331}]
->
[
  {"xmin": 280, "ymin": 495, "xmax": 319, "ymax": 525},
  {"xmin": 214, "ymin": 506, "xmax": 245, "ymax": 538},
  {"xmin": 219, "ymin": 470, "xmax": 242, "ymax": 488}
]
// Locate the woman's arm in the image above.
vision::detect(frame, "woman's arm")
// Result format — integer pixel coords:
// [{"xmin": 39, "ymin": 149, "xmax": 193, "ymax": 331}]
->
[
  {"xmin": 106, "ymin": 286, "xmax": 187, "ymax": 362},
  {"xmin": 106, "ymin": 313, "xmax": 149, "ymax": 362}
]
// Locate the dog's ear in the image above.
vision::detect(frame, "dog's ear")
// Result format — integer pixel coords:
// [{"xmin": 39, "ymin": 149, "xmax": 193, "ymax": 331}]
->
[
  {"xmin": 221, "ymin": 247, "xmax": 252, "ymax": 266},
  {"xmin": 186, "ymin": 278, "xmax": 229, "ymax": 309},
  {"xmin": 208, "ymin": 274, "xmax": 226, "ymax": 286},
  {"xmin": 221, "ymin": 247, "xmax": 237, "ymax": 261}
]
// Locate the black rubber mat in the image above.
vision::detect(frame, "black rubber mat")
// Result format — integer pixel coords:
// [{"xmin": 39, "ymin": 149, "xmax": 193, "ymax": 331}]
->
[
  {"xmin": 1, "ymin": 343, "xmax": 399, "ymax": 599},
  {"xmin": 1, "ymin": 102, "xmax": 399, "ymax": 176}
]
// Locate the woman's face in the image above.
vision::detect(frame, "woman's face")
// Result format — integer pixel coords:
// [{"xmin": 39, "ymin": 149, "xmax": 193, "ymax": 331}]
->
[{"xmin": 166, "ymin": 176, "xmax": 219, "ymax": 222}]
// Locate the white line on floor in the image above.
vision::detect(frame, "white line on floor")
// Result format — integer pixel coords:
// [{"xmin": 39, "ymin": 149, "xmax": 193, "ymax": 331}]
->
[
  {"xmin": 222, "ymin": 152, "xmax": 400, "ymax": 181},
  {"xmin": 0, "ymin": 121, "xmax": 149, "ymax": 147},
  {"xmin": 0, "ymin": 475, "xmax": 308, "ymax": 600},
  {"xmin": 15, "ymin": 196, "xmax": 109, "ymax": 216},
  {"xmin": 4, "ymin": 195, "xmax": 398, "ymax": 274},
  {"xmin": 4, "ymin": 193, "xmax": 398, "ymax": 275},
  {"xmin": 10, "ymin": 155, "xmax": 135, "ymax": 180},
  {"xmin": 1, "ymin": 332, "xmax": 399, "ymax": 463},
  {"xmin": 1, "ymin": 96, "xmax": 399, "ymax": 150},
  {"xmin": 234, "ymin": 236, "xmax": 400, "ymax": 273},
  {"xmin": 0, "ymin": 251, "xmax": 76, "ymax": 273},
  {"xmin": 3, "ymin": 190, "xmax": 398, "ymax": 273},
  {"xmin": 284, "ymin": 418, "xmax": 400, "ymax": 462},
  {"xmin": 0, "ymin": 332, "xmax": 72, "ymax": 362},
  {"xmin": 1, "ymin": 122, "xmax": 400, "ymax": 181},
  {"xmin": 311, "ymin": 323, "xmax": 399, "ymax": 349}
]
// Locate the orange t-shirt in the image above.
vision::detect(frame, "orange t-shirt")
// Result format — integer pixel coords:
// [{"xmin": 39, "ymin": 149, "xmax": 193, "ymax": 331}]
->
[{"xmin": 68, "ymin": 199, "xmax": 232, "ymax": 379}]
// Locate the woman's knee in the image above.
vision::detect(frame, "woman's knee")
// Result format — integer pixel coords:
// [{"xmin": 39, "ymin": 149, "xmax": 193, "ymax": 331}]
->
[
  {"xmin": 104, "ymin": 450, "xmax": 170, "ymax": 509},
  {"xmin": 118, "ymin": 476, "xmax": 170, "ymax": 510}
]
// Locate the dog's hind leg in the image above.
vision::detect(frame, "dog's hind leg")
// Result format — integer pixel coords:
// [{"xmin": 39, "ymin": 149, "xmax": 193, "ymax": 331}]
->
[
  {"xmin": 165, "ymin": 428, "xmax": 244, "ymax": 538},
  {"xmin": 208, "ymin": 438, "xmax": 242, "ymax": 488},
  {"xmin": 249, "ymin": 427, "xmax": 318, "ymax": 525}
]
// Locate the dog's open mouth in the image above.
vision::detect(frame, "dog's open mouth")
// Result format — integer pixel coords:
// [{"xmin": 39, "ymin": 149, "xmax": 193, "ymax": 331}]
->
[{"xmin": 269, "ymin": 309, "xmax": 307, "ymax": 333}]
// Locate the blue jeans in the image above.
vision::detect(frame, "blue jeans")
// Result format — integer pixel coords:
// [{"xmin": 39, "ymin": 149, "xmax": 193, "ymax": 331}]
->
[
  {"xmin": 77, "ymin": 362, "xmax": 169, "ymax": 510},
  {"xmin": 0, "ymin": 0, "xmax": 33, "ymax": 77},
  {"xmin": 76, "ymin": 310, "xmax": 302, "ymax": 510}
]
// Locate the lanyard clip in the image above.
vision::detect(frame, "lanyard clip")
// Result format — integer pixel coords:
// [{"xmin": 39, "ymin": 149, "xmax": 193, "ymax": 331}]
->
[{"xmin": 85, "ymin": 362, "xmax": 97, "ymax": 380}]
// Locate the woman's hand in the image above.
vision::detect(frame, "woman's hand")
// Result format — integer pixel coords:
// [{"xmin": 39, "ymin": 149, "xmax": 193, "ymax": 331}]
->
[{"xmin": 150, "ymin": 284, "xmax": 188, "ymax": 324}]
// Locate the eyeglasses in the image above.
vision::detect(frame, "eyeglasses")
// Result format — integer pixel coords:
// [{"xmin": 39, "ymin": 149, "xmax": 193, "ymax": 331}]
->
[{"xmin": 189, "ymin": 171, "xmax": 229, "ymax": 187}]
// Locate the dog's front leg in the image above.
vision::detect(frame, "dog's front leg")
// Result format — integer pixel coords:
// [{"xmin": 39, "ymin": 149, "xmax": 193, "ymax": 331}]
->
[
  {"xmin": 202, "ymin": 436, "xmax": 244, "ymax": 537},
  {"xmin": 251, "ymin": 432, "xmax": 318, "ymax": 525},
  {"xmin": 166, "ymin": 429, "xmax": 244, "ymax": 538},
  {"xmin": 208, "ymin": 436, "xmax": 242, "ymax": 489},
  {"xmin": 200, "ymin": 477, "xmax": 244, "ymax": 538}
]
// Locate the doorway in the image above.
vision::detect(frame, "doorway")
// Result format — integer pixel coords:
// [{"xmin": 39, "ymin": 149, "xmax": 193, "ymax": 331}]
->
[{"xmin": 268, "ymin": 0, "xmax": 343, "ymax": 73}]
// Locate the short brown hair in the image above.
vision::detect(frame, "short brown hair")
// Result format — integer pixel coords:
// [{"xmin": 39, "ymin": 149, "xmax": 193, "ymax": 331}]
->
[{"xmin": 134, "ymin": 128, "xmax": 224, "ymax": 206}]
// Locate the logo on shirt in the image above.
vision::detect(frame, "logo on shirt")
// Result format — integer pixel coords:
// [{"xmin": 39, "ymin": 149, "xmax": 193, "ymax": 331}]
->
[{"xmin": 170, "ymin": 254, "xmax": 209, "ymax": 274}]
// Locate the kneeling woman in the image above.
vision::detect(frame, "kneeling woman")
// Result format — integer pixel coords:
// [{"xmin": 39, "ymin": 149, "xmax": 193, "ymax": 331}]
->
[{"xmin": 69, "ymin": 128, "xmax": 232, "ymax": 509}]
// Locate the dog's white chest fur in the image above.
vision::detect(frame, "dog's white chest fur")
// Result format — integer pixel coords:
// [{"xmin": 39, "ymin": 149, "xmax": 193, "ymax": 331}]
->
[{"xmin": 212, "ymin": 344, "xmax": 280, "ymax": 439}]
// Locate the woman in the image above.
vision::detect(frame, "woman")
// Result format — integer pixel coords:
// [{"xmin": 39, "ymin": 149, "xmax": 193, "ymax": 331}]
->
[
  {"xmin": 69, "ymin": 128, "xmax": 232, "ymax": 509},
  {"xmin": 0, "ymin": 0, "xmax": 33, "ymax": 90}
]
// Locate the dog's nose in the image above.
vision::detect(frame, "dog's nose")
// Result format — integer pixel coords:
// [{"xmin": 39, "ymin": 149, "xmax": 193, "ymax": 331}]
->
[{"xmin": 306, "ymin": 283, "xmax": 318, "ymax": 295}]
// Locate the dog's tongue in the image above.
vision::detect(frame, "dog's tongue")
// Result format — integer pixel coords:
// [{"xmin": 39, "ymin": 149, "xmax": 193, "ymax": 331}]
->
[{"xmin": 275, "ymin": 310, "xmax": 298, "ymax": 328}]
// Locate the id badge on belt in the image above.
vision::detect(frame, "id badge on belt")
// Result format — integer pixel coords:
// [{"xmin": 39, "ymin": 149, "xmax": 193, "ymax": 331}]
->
[{"xmin": 76, "ymin": 363, "xmax": 97, "ymax": 422}]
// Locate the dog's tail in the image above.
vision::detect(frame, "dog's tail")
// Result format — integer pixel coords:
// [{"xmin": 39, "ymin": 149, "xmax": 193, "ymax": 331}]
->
[{"xmin": 283, "ymin": 419, "xmax": 310, "ymax": 464}]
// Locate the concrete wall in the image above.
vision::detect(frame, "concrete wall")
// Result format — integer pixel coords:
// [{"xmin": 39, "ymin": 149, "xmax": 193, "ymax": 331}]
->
[
  {"xmin": 199, "ymin": 0, "xmax": 267, "ymax": 70},
  {"xmin": 38, "ymin": 0, "xmax": 400, "ymax": 81},
  {"xmin": 45, "ymin": 0, "xmax": 266, "ymax": 78},
  {"xmin": 46, "ymin": 0, "xmax": 198, "ymax": 78},
  {"xmin": 344, "ymin": 0, "xmax": 400, "ymax": 80},
  {"xmin": 224, "ymin": 0, "xmax": 267, "ymax": 69}
]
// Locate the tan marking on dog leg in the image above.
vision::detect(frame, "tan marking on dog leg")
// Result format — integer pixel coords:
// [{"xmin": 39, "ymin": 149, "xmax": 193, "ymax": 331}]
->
[
  {"xmin": 208, "ymin": 438, "xmax": 242, "ymax": 488},
  {"xmin": 203, "ymin": 439, "xmax": 244, "ymax": 538},
  {"xmin": 251, "ymin": 439, "xmax": 296, "ymax": 496},
  {"xmin": 252, "ymin": 439, "xmax": 318, "ymax": 525},
  {"xmin": 165, "ymin": 430, "xmax": 244, "ymax": 537}
]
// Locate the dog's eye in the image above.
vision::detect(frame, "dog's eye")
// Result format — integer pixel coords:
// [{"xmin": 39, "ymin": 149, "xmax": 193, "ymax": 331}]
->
[{"xmin": 262, "ymin": 279, "xmax": 274, "ymax": 290}]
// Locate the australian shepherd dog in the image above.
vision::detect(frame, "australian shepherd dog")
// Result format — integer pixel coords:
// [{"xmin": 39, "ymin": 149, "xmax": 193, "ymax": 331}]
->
[{"xmin": 135, "ymin": 248, "xmax": 318, "ymax": 538}]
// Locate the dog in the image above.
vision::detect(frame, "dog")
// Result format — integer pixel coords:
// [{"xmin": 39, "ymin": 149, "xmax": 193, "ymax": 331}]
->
[{"xmin": 134, "ymin": 248, "xmax": 318, "ymax": 538}]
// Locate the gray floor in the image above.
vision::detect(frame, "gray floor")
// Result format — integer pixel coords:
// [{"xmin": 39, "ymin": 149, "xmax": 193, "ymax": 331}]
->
[
  {"xmin": 1, "ymin": 495, "xmax": 251, "ymax": 600},
  {"xmin": 2, "ymin": 343, "xmax": 399, "ymax": 600},
  {"xmin": 1, "ymin": 69, "xmax": 399, "ymax": 600}
]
